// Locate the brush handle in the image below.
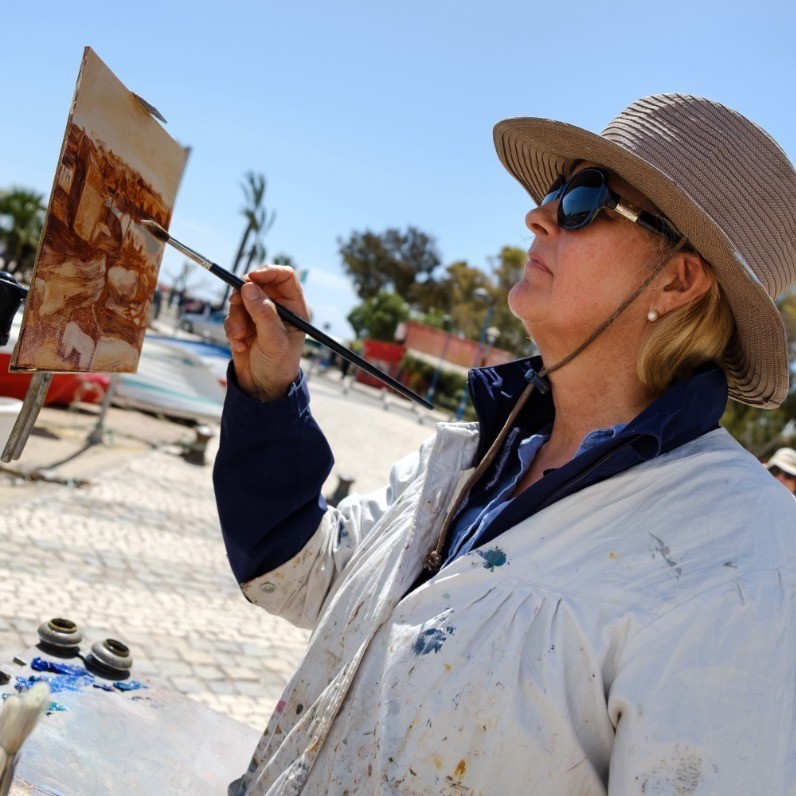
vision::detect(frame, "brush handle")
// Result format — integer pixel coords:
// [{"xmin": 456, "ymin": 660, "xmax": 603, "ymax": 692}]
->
[{"xmin": 205, "ymin": 264, "xmax": 433, "ymax": 409}]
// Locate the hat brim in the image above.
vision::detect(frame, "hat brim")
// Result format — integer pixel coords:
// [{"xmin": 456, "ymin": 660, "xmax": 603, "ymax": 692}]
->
[
  {"xmin": 766, "ymin": 461, "xmax": 796, "ymax": 476},
  {"xmin": 493, "ymin": 117, "xmax": 789, "ymax": 408},
  {"xmin": 765, "ymin": 448, "xmax": 796, "ymax": 475}
]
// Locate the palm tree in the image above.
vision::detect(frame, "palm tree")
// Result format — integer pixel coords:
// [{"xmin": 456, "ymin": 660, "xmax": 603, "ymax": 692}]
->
[
  {"xmin": 221, "ymin": 172, "xmax": 275, "ymax": 304},
  {"xmin": 0, "ymin": 188, "xmax": 46, "ymax": 278}
]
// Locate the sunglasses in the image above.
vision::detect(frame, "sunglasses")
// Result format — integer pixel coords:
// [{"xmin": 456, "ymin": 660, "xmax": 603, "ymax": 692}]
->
[
  {"xmin": 541, "ymin": 167, "xmax": 680, "ymax": 242},
  {"xmin": 769, "ymin": 466, "xmax": 796, "ymax": 481}
]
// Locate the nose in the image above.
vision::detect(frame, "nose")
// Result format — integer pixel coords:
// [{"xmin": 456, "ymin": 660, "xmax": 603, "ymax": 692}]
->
[{"xmin": 525, "ymin": 202, "xmax": 557, "ymax": 237}]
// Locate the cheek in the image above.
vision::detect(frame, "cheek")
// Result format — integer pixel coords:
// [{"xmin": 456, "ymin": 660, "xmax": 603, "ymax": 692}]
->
[{"xmin": 569, "ymin": 234, "xmax": 654, "ymax": 299}]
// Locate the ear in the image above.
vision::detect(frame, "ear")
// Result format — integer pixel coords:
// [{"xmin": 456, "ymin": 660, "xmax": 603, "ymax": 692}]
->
[{"xmin": 654, "ymin": 251, "xmax": 712, "ymax": 315}]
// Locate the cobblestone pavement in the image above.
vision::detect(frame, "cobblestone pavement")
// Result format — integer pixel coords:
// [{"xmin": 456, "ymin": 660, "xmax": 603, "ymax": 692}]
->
[{"xmin": 0, "ymin": 367, "xmax": 447, "ymax": 731}]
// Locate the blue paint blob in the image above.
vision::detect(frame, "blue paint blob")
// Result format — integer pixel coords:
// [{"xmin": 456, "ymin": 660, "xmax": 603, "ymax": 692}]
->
[
  {"xmin": 16, "ymin": 672, "xmax": 94, "ymax": 694},
  {"xmin": 478, "ymin": 547, "xmax": 508, "ymax": 570},
  {"xmin": 32, "ymin": 658, "xmax": 87, "ymax": 677},
  {"xmin": 113, "ymin": 680, "xmax": 147, "ymax": 692},
  {"xmin": 413, "ymin": 628, "xmax": 447, "ymax": 655}
]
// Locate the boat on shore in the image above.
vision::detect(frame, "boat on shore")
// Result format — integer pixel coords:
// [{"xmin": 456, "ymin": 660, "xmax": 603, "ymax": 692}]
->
[
  {"xmin": 146, "ymin": 334, "xmax": 230, "ymax": 388},
  {"xmin": 0, "ymin": 314, "xmax": 109, "ymax": 405},
  {"xmin": 113, "ymin": 335, "xmax": 225, "ymax": 422},
  {"xmin": 1, "ymin": 314, "xmax": 225, "ymax": 423}
]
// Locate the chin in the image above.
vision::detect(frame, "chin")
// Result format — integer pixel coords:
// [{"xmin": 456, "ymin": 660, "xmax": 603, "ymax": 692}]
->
[{"xmin": 508, "ymin": 281, "xmax": 537, "ymax": 326}]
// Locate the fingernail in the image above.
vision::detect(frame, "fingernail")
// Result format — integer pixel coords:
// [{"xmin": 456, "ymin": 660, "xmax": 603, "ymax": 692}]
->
[{"xmin": 242, "ymin": 282, "xmax": 260, "ymax": 300}]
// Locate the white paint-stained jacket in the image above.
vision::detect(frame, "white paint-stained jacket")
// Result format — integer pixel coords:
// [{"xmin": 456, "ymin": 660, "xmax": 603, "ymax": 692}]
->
[{"xmin": 233, "ymin": 422, "xmax": 796, "ymax": 795}]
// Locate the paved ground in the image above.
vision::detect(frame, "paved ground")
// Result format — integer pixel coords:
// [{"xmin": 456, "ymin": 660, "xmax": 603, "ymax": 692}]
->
[{"xmin": 0, "ymin": 362, "xmax": 447, "ymax": 732}]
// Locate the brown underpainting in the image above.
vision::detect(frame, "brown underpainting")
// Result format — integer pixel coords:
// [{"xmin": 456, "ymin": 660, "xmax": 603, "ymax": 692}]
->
[{"xmin": 12, "ymin": 47, "xmax": 188, "ymax": 373}]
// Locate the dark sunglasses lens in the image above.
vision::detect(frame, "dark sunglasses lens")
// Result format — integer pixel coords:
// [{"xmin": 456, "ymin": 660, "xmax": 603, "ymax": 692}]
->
[
  {"xmin": 541, "ymin": 175, "xmax": 565, "ymax": 206},
  {"xmin": 559, "ymin": 170, "xmax": 606, "ymax": 229}
]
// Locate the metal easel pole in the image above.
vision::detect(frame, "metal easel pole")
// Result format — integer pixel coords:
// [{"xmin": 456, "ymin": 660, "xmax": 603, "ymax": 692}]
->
[{"xmin": 1, "ymin": 373, "xmax": 54, "ymax": 463}]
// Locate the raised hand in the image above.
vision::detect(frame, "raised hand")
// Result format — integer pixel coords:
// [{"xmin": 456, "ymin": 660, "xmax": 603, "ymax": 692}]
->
[{"xmin": 224, "ymin": 265, "xmax": 310, "ymax": 401}]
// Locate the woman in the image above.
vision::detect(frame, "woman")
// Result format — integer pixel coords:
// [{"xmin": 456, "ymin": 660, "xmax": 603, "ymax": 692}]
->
[{"xmin": 215, "ymin": 94, "xmax": 796, "ymax": 794}]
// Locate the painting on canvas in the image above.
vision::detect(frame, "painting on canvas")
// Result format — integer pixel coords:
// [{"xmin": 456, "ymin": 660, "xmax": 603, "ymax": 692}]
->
[{"xmin": 12, "ymin": 47, "xmax": 188, "ymax": 373}]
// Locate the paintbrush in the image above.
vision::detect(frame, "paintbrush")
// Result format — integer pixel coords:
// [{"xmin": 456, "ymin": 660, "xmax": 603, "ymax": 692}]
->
[
  {"xmin": 0, "ymin": 681, "xmax": 50, "ymax": 793},
  {"xmin": 141, "ymin": 220, "xmax": 434, "ymax": 410}
]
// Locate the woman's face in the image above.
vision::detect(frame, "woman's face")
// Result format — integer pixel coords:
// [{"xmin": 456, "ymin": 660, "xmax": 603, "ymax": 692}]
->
[{"xmin": 508, "ymin": 163, "xmax": 662, "ymax": 357}]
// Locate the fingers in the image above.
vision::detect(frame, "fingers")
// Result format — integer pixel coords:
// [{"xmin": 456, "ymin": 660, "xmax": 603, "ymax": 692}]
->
[
  {"xmin": 224, "ymin": 264, "xmax": 308, "ymax": 361},
  {"xmin": 239, "ymin": 281, "xmax": 284, "ymax": 338},
  {"xmin": 225, "ymin": 294, "xmax": 255, "ymax": 353},
  {"xmin": 237, "ymin": 280, "xmax": 306, "ymax": 354},
  {"xmin": 247, "ymin": 264, "xmax": 300, "ymax": 291},
  {"xmin": 231, "ymin": 277, "xmax": 304, "ymax": 401},
  {"xmin": 245, "ymin": 265, "xmax": 310, "ymax": 319}
]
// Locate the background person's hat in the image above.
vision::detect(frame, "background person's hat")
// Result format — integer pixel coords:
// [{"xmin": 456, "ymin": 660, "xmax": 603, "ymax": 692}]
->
[
  {"xmin": 493, "ymin": 94, "xmax": 796, "ymax": 408},
  {"xmin": 766, "ymin": 447, "xmax": 796, "ymax": 476}
]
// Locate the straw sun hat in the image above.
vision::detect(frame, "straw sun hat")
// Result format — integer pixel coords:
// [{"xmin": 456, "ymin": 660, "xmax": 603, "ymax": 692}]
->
[{"xmin": 493, "ymin": 94, "xmax": 796, "ymax": 408}]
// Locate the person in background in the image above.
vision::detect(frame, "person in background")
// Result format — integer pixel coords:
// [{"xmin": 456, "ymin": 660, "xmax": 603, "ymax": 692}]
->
[
  {"xmin": 215, "ymin": 95, "xmax": 796, "ymax": 794},
  {"xmin": 766, "ymin": 447, "xmax": 796, "ymax": 495},
  {"xmin": 150, "ymin": 286, "xmax": 163, "ymax": 323}
]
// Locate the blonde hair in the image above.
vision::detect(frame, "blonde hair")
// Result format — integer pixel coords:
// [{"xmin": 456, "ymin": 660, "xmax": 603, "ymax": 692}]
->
[{"xmin": 638, "ymin": 255, "xmax": 735, "ymax": 395}]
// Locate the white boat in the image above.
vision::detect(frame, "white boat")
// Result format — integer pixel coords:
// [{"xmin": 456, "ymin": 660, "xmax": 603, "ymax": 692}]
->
[
  {"xmin": 114, "ymin": 336, "xmax": 225, "ymax": 422},
  {"xmin": 145, "ymin": 334, "xmax": 230, "ymax": 387},
  {"xmin": 3, "ymin": 312, "xmax": 226, "ymax": 423}
]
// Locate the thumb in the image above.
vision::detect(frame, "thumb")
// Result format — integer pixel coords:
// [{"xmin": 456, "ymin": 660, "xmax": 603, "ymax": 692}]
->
[{"xmin": 240, "ymin": 281, "xmax": 283, "ymax": 334}]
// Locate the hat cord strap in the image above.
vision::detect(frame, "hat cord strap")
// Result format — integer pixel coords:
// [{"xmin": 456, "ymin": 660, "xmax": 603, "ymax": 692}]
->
[{"xmin": 422, "ymin": 236, "xmax": 689, "ymax": 573}]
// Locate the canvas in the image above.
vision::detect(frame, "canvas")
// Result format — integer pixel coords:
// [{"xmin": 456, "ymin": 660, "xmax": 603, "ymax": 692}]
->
[{"xmin": 12, "ymin": 47, "xmax": 188, "ymax": 373}]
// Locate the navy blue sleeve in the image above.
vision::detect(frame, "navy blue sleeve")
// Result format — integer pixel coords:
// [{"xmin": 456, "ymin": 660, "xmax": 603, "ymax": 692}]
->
[{"xmin": 213, "ymin": 367, "xmax": 334, "ymax": 583}]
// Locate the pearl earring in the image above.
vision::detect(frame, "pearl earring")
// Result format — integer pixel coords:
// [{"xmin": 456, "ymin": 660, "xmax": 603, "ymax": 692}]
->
[{"xmin": 647, "ymin": 309, "xmax": 659, "ymax": 322}]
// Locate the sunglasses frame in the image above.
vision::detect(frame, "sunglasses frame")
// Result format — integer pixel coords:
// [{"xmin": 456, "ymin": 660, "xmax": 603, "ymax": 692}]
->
[{"xmin": 542, "ymin": 167, "xmax": 680, "ymax": 243}]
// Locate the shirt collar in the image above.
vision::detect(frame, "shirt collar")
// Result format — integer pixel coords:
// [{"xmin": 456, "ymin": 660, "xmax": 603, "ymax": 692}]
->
[{"xmin": 468, "ymin": 357, "xmax": 728, "ymax": 463}]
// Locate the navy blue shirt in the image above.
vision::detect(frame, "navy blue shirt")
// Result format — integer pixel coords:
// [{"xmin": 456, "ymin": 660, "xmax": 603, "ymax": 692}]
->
[
  {"xmin": 445, "ymin": 421, "xmax": 627, "ymax": 565},
  {"xmin": 213, "ymin": 359, "xmax": 728, "ymax": 584}
]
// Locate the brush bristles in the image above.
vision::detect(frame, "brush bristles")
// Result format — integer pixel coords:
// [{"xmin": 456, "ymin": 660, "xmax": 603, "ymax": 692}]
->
[
  {"xmin": 141, "ymin": 219, "xmax": 170, "ymax": 241},
  {"xmin": 0, "ymin": 681, "xmax": 50, "ymax": 765}
]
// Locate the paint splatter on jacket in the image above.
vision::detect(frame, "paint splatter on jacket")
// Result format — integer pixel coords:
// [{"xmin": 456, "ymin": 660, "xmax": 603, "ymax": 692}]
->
[{"xmin": 215, "ymin": 361, "xmax": 796, "ymax": 794}]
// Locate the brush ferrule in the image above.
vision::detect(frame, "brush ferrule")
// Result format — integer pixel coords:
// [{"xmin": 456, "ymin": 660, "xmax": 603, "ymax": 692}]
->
[{"xmin": 163, "ymin": 236, "xmax": 212, "ymax": 271}]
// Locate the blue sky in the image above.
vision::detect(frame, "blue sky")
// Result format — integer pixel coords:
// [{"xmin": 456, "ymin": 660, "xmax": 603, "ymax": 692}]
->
[{"xmin": 2, "ymin": 1, "xmax": 794, "ymax": 338}]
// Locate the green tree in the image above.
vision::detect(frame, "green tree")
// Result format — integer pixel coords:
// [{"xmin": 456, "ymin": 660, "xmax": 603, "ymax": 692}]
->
[
  {"xmin": 722, "ymin": 390, "xmax": 796, "ymax": 457},
  {"xmin": 338, "ymin": 227, "xmax": 441, "ymax": 301},
  {"xmin": 337, "ymin": 229, "xmax": 529, "ymax": 359},
  {"xmin": 441, "ymin": 260, "xmax": 491, "ymax": 339},
  {"xmin": 778, "ymin": 288, "xmax": 796, "ymax": 362},
  {"xmin": 347, "ymin": 290, "xmax": 410, "ymax": 342},
  {"xmin": 418, "ymin": 248, "xmax": 531, "ymax": 356},
  {"xmin": 0, "ymin": 188, "xmax": 46, "ymax": 278},
  {"xmin": 221, "ymin": 172, "xmax": 274, "ymax": 304},
  {"xmin": 720, "ymin": 288, "xmax": 796, "ymax": 455}
]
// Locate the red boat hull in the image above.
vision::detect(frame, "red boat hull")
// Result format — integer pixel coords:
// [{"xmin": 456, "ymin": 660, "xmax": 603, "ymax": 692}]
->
[{"xmin": 0, "ymin": 353, "xmax": 109, "ymax": 405}]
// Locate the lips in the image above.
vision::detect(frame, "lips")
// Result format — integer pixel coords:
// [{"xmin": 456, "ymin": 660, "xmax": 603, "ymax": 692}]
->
[{"xmin": 526, "ymin": 252, "xmax": 552, "ymax": 276}]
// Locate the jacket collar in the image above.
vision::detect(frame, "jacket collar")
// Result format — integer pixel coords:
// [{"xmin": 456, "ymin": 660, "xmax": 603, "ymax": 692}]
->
[{"xmin": 468, "ymin": 357, "xmax": 728, "ymax": 463}]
